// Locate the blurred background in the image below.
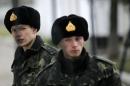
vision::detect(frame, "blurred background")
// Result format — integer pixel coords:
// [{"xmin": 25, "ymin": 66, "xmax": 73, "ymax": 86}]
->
[{"xmin": 0, "ymin": 0, "xmax": 130, "ymax": 86}]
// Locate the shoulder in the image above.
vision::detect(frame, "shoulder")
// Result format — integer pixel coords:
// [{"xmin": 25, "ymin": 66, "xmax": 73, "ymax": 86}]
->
[
  {"xmin": 89, "ymin": 56, "xmax": 120, "ymax": 83},
  {"xmin": 93, "ymin": 56, "xmax": 121, "ymax": 85},
  {"xmin": 41, "ymin": 43, "xmax": 58, "ymax": 55},
  {"xmin": 93, "ymin": 56, "xmax": 119, "ymax": 75},
  {"xmin": 94, "ymin": 56, "xmax": 116, "ymax": 66}
]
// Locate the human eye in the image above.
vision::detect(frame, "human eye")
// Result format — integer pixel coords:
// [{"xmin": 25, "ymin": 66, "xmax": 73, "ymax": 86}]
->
[
  {"xmin": 76, "ymin": 37, "xmax": 81, "ymax": 40},
  {"xmin": 11, "ymin": 26, "xmax": 15, "ymax": 31},
  {"xmin": 11, "ymin": 28, "xmax": 16, "ymax": 32},
  {"xmin": 17, "ymin": 27, "xmax": 26, "ymax": 31},
  {"xmin": 64, "ymin": 38, "xmax": 71, "ymax": 42}
]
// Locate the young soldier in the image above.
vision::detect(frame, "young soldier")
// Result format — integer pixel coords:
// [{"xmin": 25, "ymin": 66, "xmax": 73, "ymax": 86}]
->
[
  {"xmin": 36, "ymin": 14, "xmax": 121, "ymax": 86},
  {"xmin": 4, "ymin": 6, "xmax": 57, "ymax": 86}
]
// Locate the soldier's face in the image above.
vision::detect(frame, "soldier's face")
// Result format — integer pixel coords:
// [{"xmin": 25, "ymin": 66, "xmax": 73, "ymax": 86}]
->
[
  {"xmin": 59, "ymin": 36, "xmax": 85, "ymax": 60},
  {"xmin": 11, "ymin": 25, "xmax": 37, "ymax": 48}
]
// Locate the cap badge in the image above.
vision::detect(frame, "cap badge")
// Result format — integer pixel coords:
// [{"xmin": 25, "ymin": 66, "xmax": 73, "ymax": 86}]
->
[
  {"xmin": 66, "ymin": 21, "xmax": 76, "ymax": 32},
  {"xmin": 10, "ymin": 12, "xmax": 17, "ymax": 21}
]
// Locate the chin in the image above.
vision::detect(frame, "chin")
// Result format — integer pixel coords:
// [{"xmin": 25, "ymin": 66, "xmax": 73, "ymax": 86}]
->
[
  {"xmin": 72, "ymin": 53, "xmax": 80, "ymax": 57},
  {"xmin": 71, "ymin": 56, "xmax": 80, "ymax": 60},
  {"xmin": 18, "ymin": 44, "xmax": 24, "ymax": 47},
  {"xmin": 18, "ymin": 43, "xmax": 26, "ymax": 47},
  {"xmin": 71, "ymin": 54, "xmax": 80, "ymax": 58}
]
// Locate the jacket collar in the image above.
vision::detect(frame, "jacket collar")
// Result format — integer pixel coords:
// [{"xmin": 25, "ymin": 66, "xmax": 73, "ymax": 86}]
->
[
  {"xmin": 57, "ymin": 48, "xmax": 90, "ymax": 75},
  {"xmin": 17, "ymin": 35, "xmax": 44, "ymax": 52},
  {"xmin": 11, "ymin": 35, "xmax": 44, "ymax": 67},
  {"xmin": 27, "ymin": 35, "xmax": 44, "ymax": 51}
]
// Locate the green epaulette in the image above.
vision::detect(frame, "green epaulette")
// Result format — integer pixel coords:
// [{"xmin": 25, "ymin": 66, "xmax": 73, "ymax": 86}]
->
[
  {"xmin": 95, "ymin": 56, "xmax": 116, "ymax": 66},
  {"xmin": 42, "ymin": 43, "xmax": 58, "ymax": 55}
]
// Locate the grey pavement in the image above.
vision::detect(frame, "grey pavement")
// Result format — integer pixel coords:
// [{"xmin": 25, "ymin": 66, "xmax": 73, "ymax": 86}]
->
[{"xmin": 121, "ymin": 72, "xmax": 130, "ymax": 86}]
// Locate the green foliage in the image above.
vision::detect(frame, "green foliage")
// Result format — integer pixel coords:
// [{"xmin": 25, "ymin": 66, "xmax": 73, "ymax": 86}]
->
[
  {"xmin": 45, "ymin": 38, "xmax": 53, "ymax": 45},
  {"xmin": 0, "ymin": 26, "xmax": 10, "ymax": 36},
  {"xmin": 113, "ymin": 58, "xmax": 130, "ymax": 73},
  {"xmin": 124, "ymin": 59, "xmax": 130, "ymax": 72},
  {"xmin": 119, "ymin": 0, "xmax": 129, "ymax": 4},
  {"xmin": 43, "ymin": 37, "xmax": 55, "ymax": 46}
]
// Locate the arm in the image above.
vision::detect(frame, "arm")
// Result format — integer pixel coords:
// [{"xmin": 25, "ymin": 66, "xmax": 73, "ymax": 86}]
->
[
  {"xmin": 107, "ymin": 73, "xmax": 121, "ymax": 86},
  {"xmin": 12, "ymin": 72, "xmax": 16, "ymax": 86},
  {"xmin": 95, "ymin": 57, "xmax": 121, "ymax": 86},
  {"xmin": 98, "ymin": 73, "xmax": 121, "ymax": 86}
]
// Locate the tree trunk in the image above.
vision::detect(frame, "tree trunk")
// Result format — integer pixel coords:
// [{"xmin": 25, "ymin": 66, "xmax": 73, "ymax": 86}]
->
[{"xmin": 107, "ymin": 0, "xmax": 119, "ymax": 59}]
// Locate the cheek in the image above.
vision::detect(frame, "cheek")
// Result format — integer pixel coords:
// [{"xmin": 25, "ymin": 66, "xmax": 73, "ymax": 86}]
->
[
  {"xmin": 64, "ymin": 43, "xmax": 72, "ymax": 49},
  {"xmin": 81, "ymin": 42, "xmax": 84, "ymax": 47},
  {"xmin": 63, "ymin": 47, "xmax": 71, "ymax": 56},
  {"xmin": 64, "ymin": 45, "xmax": 72, "ymax": 53},
  {"xmin": 23, "ymin": 31, "xmax": 33, "ymax": 37},
  {"xmin": 79, "ymin": 40, "xmax": 85, "ymax": 47},
  {"xmin": 61, "ymin": 44, "xmax": 70, "ymax": 52}
]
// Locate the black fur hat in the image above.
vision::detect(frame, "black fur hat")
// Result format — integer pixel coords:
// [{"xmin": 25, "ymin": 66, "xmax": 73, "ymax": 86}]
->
[
  {"xmin": 4, "ymin": 6, "xmax": 40, "ymax": 33},
  {"xmin": 51, "ymin": 14, "xmax": 89, "ymax": 45}
]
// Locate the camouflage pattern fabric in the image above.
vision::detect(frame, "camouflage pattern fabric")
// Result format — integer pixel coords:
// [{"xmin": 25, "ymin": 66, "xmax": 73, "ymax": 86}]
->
[
  {"xmin": 11, "ymin": 36, "xmax": 57, "ymax": 86},
  {"xmin": 36, "ymin": 48, "xmax": 121, "ymax": 86}
]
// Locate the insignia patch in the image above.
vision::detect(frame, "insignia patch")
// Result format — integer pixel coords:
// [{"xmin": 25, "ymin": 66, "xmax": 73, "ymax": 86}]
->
[
  {"xmin": 66, "ymin": 21, "xmax": 76, "ymax": 32},
  {"xmin": 10, "ymin": 12, "xmax": 17, "ymax": 21}
]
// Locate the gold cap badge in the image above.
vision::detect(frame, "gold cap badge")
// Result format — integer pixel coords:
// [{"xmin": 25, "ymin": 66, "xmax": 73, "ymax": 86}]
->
[
  {"xmin": 66, "ymin": 21, "xmax": 76, "ymax": 32},
  {"xmin": 10, "ymin": 12, "xmax": 17, "ymax": 21}
]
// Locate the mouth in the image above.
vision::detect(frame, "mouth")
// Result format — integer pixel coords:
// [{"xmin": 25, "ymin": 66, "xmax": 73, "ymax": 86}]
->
[
  {"xmin": 71, "ymin": 50, "xmax": 80, "ymax": 53},
  {"xmin": 16, "ymin": 39, "xmax": 24, "ymax": 43}
]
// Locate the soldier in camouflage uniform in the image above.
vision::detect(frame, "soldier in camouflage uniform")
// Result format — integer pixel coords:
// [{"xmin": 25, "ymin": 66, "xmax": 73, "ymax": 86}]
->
[
  {"xmin": 4, "ymin": 6, "xmax": 57, "ymax": 86},
  {"xmin": 36, "ymin": 14, "xmax": 121, "ymax": 86}
]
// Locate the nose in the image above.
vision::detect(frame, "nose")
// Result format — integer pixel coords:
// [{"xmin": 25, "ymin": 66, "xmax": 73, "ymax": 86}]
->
[{"xmin": 72, "ymin": 40, "xmax": 78, "ymax": 47}]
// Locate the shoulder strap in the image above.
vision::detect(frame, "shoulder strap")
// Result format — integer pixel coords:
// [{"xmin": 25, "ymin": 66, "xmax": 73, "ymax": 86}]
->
[
  {"xmin": 41, "ymin": 43, "xmax": 58, "ymax": 55},
  {"xmin": 94, "ymin": 56, "xmax": 116, "ymax": 66},
  {"xmin": 40, "ymin": 43, "xmax": 57, "ymax": 66}
]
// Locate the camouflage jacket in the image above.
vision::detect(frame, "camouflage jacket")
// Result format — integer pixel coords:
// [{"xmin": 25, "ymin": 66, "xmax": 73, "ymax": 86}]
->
[
  {"xmin": 11, "ymin": 36, "xmax": 57, "ymax": 86},
  {"xmin": 36, "ymin": 48, "xmax": 121, "ymax": 86}
]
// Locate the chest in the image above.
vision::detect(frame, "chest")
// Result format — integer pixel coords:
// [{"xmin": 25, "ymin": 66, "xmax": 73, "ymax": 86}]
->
[
  {"xmin": 46, "ymin": 70, "xmax": 101, "ymax": 86},
  {"xmin": 12, "ymin": 52, "xmax": 46, "ymax": 85}
]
